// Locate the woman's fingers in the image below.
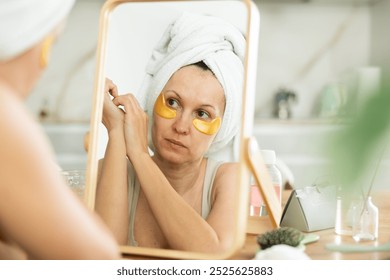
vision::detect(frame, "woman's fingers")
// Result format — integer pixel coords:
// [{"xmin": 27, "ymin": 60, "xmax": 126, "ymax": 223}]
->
[
  {"xmin": 105, "ymin": 78, "xmax": 119, "ymax": 98},
  {"xmin": 112, "ymin": 94, "xmax": 143, "ymax": 114},
  {"xmin": 109, "ymin": 93, "xmax": 148, "ymax": 156},
  {"xmin": 105, "ymin": 79, "xmax": 140, "ymax": 111}
]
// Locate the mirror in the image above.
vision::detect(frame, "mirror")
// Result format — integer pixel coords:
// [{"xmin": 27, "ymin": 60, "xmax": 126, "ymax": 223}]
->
[{"xmin": 85, "ymin": 0, "xmax": 266, "ymax": 259}]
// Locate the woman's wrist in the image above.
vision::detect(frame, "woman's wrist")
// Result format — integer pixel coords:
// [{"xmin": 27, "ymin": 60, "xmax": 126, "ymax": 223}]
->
[
  {"xmin": 126, "ymin": 146, "xmax": 150, "ymax": 162},
  {"xmin": 107, "ymin": 126, "xmax": 125, "ymax": 138}
]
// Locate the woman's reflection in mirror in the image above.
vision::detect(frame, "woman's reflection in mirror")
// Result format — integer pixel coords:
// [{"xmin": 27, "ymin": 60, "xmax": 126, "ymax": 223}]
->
[{"xmin": 96, "ymin": 12, "xmax": 245, "ymax": 253}]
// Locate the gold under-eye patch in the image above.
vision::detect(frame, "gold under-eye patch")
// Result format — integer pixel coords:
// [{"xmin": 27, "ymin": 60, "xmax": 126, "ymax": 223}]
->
[
  {"xmin": 154, "ymin": 93, "xmax": 221, "ymax": 135},
  {"xmin": 154, "ymin": 93, "xmax": 176, "ymax": 119},
  {"xmin": 193, "ymin": 117, "xmax": 221, "ymax": 135},
  {"xmin": 40, "ymin": 35, "xmax": 55, "ymax": 68}
]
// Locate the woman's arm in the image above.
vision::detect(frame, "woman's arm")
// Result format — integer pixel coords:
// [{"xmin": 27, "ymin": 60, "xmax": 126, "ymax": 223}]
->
[
  {"xmin": 132, "ymin": 155, "xmax": 238, "ymax": 253},
  {"xmin": 0, "ymin": 93, "xmax": 119, "ymax": 259},
  {"xmin": 95, "ymin": 138, "xmax": 129, "ymax": 245},
  {"xmin": 95, "ymin": 79, "xmax": 129, "ymax": 245}
]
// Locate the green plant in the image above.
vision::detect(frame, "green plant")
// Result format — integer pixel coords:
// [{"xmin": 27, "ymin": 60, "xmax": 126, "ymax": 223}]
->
[{"xmin": 329, "ymin": 82, "xmax": 390, "ymax": 192}]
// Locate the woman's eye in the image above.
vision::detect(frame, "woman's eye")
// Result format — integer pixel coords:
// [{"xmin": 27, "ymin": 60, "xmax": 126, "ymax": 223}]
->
[
  {"xmin": 167, "ymin": 98, "xmax": 179, "ymax": 109},
  {"xmin": 196, "ymin": 110, "xmax": 211, "ymax": 120}
]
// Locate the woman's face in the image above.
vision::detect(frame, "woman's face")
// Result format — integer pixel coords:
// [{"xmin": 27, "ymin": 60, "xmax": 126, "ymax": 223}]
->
[{"xmin": 152, "ymin": 65, "xmax": 225, "ymax": 164}]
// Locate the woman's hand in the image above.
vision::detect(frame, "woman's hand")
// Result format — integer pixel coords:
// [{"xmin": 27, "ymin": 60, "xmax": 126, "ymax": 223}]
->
[
  {"xmin": 112, "ymin": 94, "xmax": 149, "ymax": 159},
  {"xmin": 102, "ymin": 78, "xmax": 124, "ymax": 132}
]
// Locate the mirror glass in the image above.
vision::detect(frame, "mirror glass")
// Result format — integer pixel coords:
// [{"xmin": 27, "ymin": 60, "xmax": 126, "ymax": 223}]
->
[{"xmin": 87, "ymin": 0, "xmax": 260, "ymax": 259}]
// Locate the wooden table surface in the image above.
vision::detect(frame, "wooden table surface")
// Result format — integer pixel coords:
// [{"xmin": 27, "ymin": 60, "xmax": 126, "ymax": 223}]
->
[
  {"xmin": 120, "ymin": 190, "xmax": 390, "ymax": 260},
  {"xmin": 233, "ymin": 190, "xmax": 390, "ymax": 260}
]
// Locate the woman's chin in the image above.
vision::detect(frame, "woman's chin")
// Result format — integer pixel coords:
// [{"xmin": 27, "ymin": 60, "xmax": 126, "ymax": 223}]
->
[
  {"xmin": 155, "ymin": 149, "xmax": 189, "ymax": 164},
  {"xmin": 167, "ymin": 154, "xmax": 190, "ymax": 165}
]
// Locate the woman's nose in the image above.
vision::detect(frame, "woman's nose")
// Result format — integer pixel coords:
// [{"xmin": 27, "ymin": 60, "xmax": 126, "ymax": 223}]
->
[{"xmin": 173, "ymin": 112, "xmax": 191, "ymax": 135}]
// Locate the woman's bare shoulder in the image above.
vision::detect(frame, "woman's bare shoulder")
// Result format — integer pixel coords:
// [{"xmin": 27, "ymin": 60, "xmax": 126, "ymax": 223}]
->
[
  {"xmin": 0, "ymin": 91, "xmax": 50, "ymax": 150},
  {"xmin": 0, "ymin": 89, "xmax": 37, "ymax": 133},
  {"xmin": 0, "ymin": 89, "xmax": 55, "ymax": 193},
  {"xmin": 216, "ymin": 161, "xmax": 239, "ymax": 174},
  {"xmin": 213, "ymin": 161, "xmax": 239, "ymax": 190},
  {"xmin": 209, "ymin": 162, "xmax": 240, "ymax": 210}
]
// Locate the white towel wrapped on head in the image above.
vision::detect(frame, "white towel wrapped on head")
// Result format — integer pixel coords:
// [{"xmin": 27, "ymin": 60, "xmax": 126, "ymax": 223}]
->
[
  {"xmin": 139, "ymin": 12, "xmax": 246, "ymax": 158},
  {"xmin": 0, "ymin": 0, "xmax": 75, "ymax": 61}
]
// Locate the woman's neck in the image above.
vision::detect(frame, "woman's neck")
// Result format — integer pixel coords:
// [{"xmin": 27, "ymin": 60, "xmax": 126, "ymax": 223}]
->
[
  {"xmin": 0, "ymin": 46, "xmax": 41, "ymax": 99},
  {"xmin": 0, "ymin": 77, "xmax": 23, "ymax": 100}
]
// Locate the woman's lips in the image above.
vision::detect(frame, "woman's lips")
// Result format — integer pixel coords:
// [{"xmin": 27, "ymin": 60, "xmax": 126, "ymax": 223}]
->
[{"xmin": 166, "ymin": 138, "xmax": 187, "ymax": 148}]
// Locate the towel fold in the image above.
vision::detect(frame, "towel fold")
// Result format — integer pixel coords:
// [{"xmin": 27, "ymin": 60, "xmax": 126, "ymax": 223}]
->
[
  {"xmin": 0, "ymin": 0, "xmax": 75, "ymax": 61},
  {"xmin": 139, "ymin": 12, "xmax": 245, "ymax": 157}
]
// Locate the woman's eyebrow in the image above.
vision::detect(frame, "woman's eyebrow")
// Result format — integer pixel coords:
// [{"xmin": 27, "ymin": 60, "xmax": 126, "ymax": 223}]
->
[
  {"xmin": 199, "ymin": 104, "xmax": 217, "ymax": 111},
  {"xmin": 165, "ymin": 89, "xmax": 218, "ymax": 111},
  {"xmin": 164, "ymin": 90, "xmax": 181, "ymax": 99}
]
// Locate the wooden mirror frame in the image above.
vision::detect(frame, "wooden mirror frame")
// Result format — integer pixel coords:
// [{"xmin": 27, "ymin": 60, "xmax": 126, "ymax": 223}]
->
[{"xmin": 84, "ymin": 0, "xmax": 279, "ymax": 259}]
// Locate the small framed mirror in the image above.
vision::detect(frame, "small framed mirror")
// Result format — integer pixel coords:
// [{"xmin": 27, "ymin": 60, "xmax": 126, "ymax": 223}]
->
[{"xmin": 85, "ymin": 0, "xmax": 266, "ymax": 259}]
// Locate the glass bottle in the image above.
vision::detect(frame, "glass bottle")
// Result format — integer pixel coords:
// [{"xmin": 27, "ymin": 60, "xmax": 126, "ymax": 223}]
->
[
  {"xmin": 352, "ymin": 196, "xmax": 379, "ymax": 242},
  {"xmin": 335, "ymin": 186, "xmax": 354, "ymax": 235},
  {"xmin": 249, "ymin": 150, "xmax": 282, "ymax": 216},
  {"xmin": 261, "ymin": 150, "xmax": 282, "ymax": 215},
  {"xmin": 249, "ymin": 176, "xmax": 262, "ymax": 216}
]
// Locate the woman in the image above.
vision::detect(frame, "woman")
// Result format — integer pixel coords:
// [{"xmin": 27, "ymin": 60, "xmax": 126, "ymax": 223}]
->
[
  {"xmin": 96, "ymin": 13, "xmax": 245, "ymax": 253},
  {"xmin": 0, "ymin": 0, "xmax": 119, "ymax": 259}
]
